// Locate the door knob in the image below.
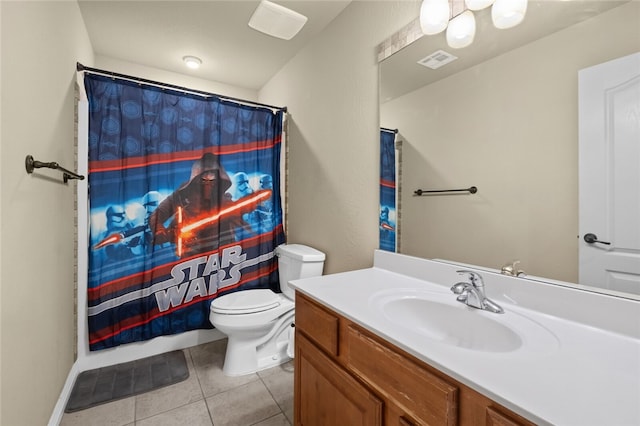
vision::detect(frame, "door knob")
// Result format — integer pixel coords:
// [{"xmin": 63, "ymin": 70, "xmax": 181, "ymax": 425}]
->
[{"xmin": 584, "ymin": 233, "xmax": 611, "ymax": 245}]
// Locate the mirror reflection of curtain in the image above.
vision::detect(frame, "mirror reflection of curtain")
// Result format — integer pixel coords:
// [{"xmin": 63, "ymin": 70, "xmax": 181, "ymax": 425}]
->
[
  {"xmin": 380, "ymin": 128, "xmax": 397, "ymax": 252},
  {"xmin": 84, "ymin": 73, "xmax": 286, "ymax": 351}
]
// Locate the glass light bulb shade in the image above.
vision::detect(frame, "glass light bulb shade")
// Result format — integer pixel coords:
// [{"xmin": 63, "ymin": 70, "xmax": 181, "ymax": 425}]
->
[
  {"xmin": 420, "ymin": 0, "xmax": 450, "ymax": 35},
  {"xmin": 465, "ymin": 0, "xmax": 495, "ymax": 11},
  {"xmin": 492, "ymin": 0, "xmax": 527, "ymax": 29},
  {"xmin": 183, "ymin": 56, "xmax": 202, "ymax": 69},
  {"xmin": 446, "ymin": 10, "xmax": 476, "ymax": 49}
]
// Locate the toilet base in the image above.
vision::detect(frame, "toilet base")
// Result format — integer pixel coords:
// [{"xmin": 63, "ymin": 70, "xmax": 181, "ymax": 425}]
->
[{"xmin": 222, "ymin": 328, "xmax": 292, "ymax": 376}]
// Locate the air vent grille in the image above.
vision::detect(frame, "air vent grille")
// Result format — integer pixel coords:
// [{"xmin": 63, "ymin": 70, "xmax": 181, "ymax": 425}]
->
[{"xmin": 417, "ymin": 50, "xmax": 458, "ymax": 70}]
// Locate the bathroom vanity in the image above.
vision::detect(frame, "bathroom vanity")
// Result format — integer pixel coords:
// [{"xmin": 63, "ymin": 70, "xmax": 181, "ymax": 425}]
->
[
  {"xmin": 290, "ymin": 251, "xmax": 640, "ymax": 426},
  {"xmin": 294, "ymin": 292, "xmax": 534, "ymax": 425}
]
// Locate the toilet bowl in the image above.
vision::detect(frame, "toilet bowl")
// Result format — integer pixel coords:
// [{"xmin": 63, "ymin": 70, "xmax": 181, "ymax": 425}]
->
[{"xmin": 209, "ymin": 244, "xmax": 325, "ymax": 376}]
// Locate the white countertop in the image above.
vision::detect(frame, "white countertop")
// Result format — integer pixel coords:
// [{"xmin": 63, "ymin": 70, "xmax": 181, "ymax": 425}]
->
[{"xmin": 290, "ymin": 251, "xmax": 640, "ymax": 426}]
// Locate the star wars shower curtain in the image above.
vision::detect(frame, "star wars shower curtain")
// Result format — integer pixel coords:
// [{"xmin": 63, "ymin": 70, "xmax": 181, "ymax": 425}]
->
[
  {"xmin": 85, "ymin": 73, "xmax": 285, "ymax": 350},
  {"xmin": 380, "ymin": 129, "xmax": 396, "ymax": 252}
]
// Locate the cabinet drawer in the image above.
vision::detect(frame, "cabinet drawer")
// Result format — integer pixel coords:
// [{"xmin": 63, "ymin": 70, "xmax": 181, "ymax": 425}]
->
[
  {"xmin": 346, "ymin": 325, "xmax": 458, "ymax": 426},
  {"xmin": 486, "ymin": 406, "xmax": 534, "ymax": 426},
  {"xmin": 295, "ymin": 293, "xmax": 339, "ymax": 356}
]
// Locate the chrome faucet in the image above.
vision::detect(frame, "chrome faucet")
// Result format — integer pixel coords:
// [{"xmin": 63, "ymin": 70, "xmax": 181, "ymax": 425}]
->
[
  {"xmin": 501, "ymin": 260, "xmax": 525, "ymax": 277},
  {"xmin": 451, "ymin": 270, "xmax": 504, "ymax": 314}
]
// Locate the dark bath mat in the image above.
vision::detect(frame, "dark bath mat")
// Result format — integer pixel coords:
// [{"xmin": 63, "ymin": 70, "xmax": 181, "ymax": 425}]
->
[{"xmin": 65, "ymin": 350, "xmax": 189, "ymax": 413}]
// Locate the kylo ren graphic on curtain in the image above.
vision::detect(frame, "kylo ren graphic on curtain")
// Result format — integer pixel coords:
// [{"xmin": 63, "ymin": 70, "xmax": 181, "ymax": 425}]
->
[{"xmin": 85, "ymin": 74, "xmax": 285, "ymax": 350}]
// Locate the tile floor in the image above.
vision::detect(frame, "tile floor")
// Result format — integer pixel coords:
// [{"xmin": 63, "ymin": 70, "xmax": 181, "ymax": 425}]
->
[{"xmin": 59, "ymin": 339, "xmax": 294, "ymax": 426}]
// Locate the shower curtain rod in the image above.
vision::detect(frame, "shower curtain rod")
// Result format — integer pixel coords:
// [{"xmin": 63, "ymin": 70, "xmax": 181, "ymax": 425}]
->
[{"xmin": 76, "ymin": 63, "xmax": 288, "ymax": 113}]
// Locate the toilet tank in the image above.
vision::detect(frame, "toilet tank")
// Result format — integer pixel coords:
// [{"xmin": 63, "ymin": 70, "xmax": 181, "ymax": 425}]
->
[{"xmin": 276, "ymin": 244, "xmax": 325, "ymax": 299}]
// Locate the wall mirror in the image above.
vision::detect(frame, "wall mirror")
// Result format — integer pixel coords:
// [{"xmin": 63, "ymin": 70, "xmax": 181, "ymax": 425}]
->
[{"xmin": 380, "ymin": 0, "xmax": 640, "ymax": 299}]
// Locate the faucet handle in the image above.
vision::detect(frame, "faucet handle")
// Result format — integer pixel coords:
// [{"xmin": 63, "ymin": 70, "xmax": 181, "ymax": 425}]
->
[
  {"xmin": 501, "ymin": 260, "xmax": 520, "ymax": 276},
  {"xmin": 456, "ymin": 270, "xmax": 484, "ymax": 287},
  {"xmin": 450, "ymin": 282, "xmax": 468, "ymax": 295},
  {"xmin": 501, "ymin": 260, "xmax": 526, "ymax": 277}
]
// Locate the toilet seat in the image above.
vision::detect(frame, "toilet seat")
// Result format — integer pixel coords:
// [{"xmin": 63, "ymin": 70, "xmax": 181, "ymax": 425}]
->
[{"xmin": 211, "ymin": 289, "xmax": 282, "ymax": 315}]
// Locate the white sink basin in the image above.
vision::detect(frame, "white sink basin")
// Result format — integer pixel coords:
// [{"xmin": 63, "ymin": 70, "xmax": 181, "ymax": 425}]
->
[{"xmin": 370, "ymin": 288, "xmax": 559, "ymax": 354}]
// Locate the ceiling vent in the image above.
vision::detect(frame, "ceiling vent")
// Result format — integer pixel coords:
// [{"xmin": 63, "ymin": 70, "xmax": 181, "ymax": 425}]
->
[
  {"xmin": 417, "ymin": 50, "xmax": 458, "ymax": 70},
  {"xmin": 248, "ymin": 0, "xmax": 308, "ymax": 41}
]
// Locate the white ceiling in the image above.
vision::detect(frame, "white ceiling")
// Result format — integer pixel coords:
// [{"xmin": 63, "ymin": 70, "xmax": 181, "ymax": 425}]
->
[
  {"xmin": 79, "ymin": 1, "xmax": 633, "ymax": 99},
  {"xmin": 78, "ymin": 0, "xmax": 352, "ymax": 90}
]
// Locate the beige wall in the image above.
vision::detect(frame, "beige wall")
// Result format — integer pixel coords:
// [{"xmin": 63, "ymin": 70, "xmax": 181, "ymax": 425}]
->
[
  {"xmin": 0, "ymin": 7, "xmax": 249, "ymax": 424},
  {"xmin": 260, "ymin": 1, "xmax": 419, "ymax": 274},
  {"xmin": 381, "ymin": 2, "xmax": 640, "ymax": 283},
  {"xmin": 0, "ymin": 1, "xmax": 93, "ymax": 425},
  {"xmin": 94, "ymin": 55, "xmax": 259, "ymax": 102}
]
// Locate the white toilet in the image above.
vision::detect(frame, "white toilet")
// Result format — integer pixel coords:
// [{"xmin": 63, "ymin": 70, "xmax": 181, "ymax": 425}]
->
[{"xmin": 209, "ymin": 243, "xmax": 325, "ymax": 376}]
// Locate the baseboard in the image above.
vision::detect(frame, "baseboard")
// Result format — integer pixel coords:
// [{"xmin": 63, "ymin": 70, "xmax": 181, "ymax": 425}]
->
[{"xmin": 48, "ymin": 361, "xmax": 81, "ymax": 426}]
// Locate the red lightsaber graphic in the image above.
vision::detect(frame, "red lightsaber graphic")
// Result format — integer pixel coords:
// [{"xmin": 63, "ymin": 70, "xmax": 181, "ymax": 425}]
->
[
  {"xmin": 94, "ymin": 234, "xmax": 122, "ymax": 249},
  {"xmin": 93, "ymin": 224, "xmax": 147, "ymax": 249},
  {"xmin": 176, "ymin": 205, "xmax": 183, "ymax": 258},
  {"xmin": 176, "ymin": 189, "xmax": 271, "ymax": 257},
  {"xmin": 179, "ymin": 189, "xmax": 271, "ymax": 236},
  {"xmin": 380, "ymin": 223, "xmax": 395, "ymax": 231}
]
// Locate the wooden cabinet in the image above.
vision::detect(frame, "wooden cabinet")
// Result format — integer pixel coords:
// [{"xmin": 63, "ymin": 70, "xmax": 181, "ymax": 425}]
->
[
  {"xmin": 295, "ymin": 332, "xmax": 383, "ymax": 425},
  {"xmin": 294, "ymin": 293, "xmax": 537, "ymax": 426}
]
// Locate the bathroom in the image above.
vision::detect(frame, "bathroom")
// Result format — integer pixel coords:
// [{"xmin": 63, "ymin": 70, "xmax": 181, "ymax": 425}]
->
[{"xmin": 1, "ymin": 1, "xmax": 638, "ymax": 425}]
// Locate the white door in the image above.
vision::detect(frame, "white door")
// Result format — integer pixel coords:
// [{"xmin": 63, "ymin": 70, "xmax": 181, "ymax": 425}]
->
[{"xmin": 579, "ymin": 52, "xmax": 640, "ymax": 295}]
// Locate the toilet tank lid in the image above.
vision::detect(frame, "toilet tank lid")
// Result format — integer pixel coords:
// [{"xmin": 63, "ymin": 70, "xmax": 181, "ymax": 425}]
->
[{"xmin": 277, "ymin": 244, "xmax": 325, "ymax": 262}]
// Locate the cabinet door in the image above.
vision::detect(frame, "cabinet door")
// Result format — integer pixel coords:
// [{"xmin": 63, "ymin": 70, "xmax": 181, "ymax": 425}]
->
[{"xmin": 295, "ymin": 332, "xmax": 383, "ymax": 426}]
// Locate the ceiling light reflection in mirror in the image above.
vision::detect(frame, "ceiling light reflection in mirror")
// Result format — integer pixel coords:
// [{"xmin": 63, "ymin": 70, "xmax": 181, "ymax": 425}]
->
[{"xmin": 420, "ymin": 0, "xmax": 529, "ymax": 50}]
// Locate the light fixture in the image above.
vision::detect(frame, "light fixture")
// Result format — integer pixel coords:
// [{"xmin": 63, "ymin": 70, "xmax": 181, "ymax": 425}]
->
[
  {"xmin": 183, "ymin": 56, "xmax": 202, "ymax": 69},
  {"xmin": 248, "ymin": 0, "xmax": 308, "ymax": 40},
  {"xmin": 446, "ymin": 10, "xmax": 476, "ymax": 49},
  {"xmin": 419, "ymin": 0, "xmax": 527, "ymax": 49},
  {"xmin": 464, "ymin": 0, "xmax": 494, "ymax": 11},
  {"xmin": 419, "ymin": 0, "xmax": 450, "ymax": 35},
  {"xmin": 492, "ymin": 0, "xmax": 528, "ymax": 29}
]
